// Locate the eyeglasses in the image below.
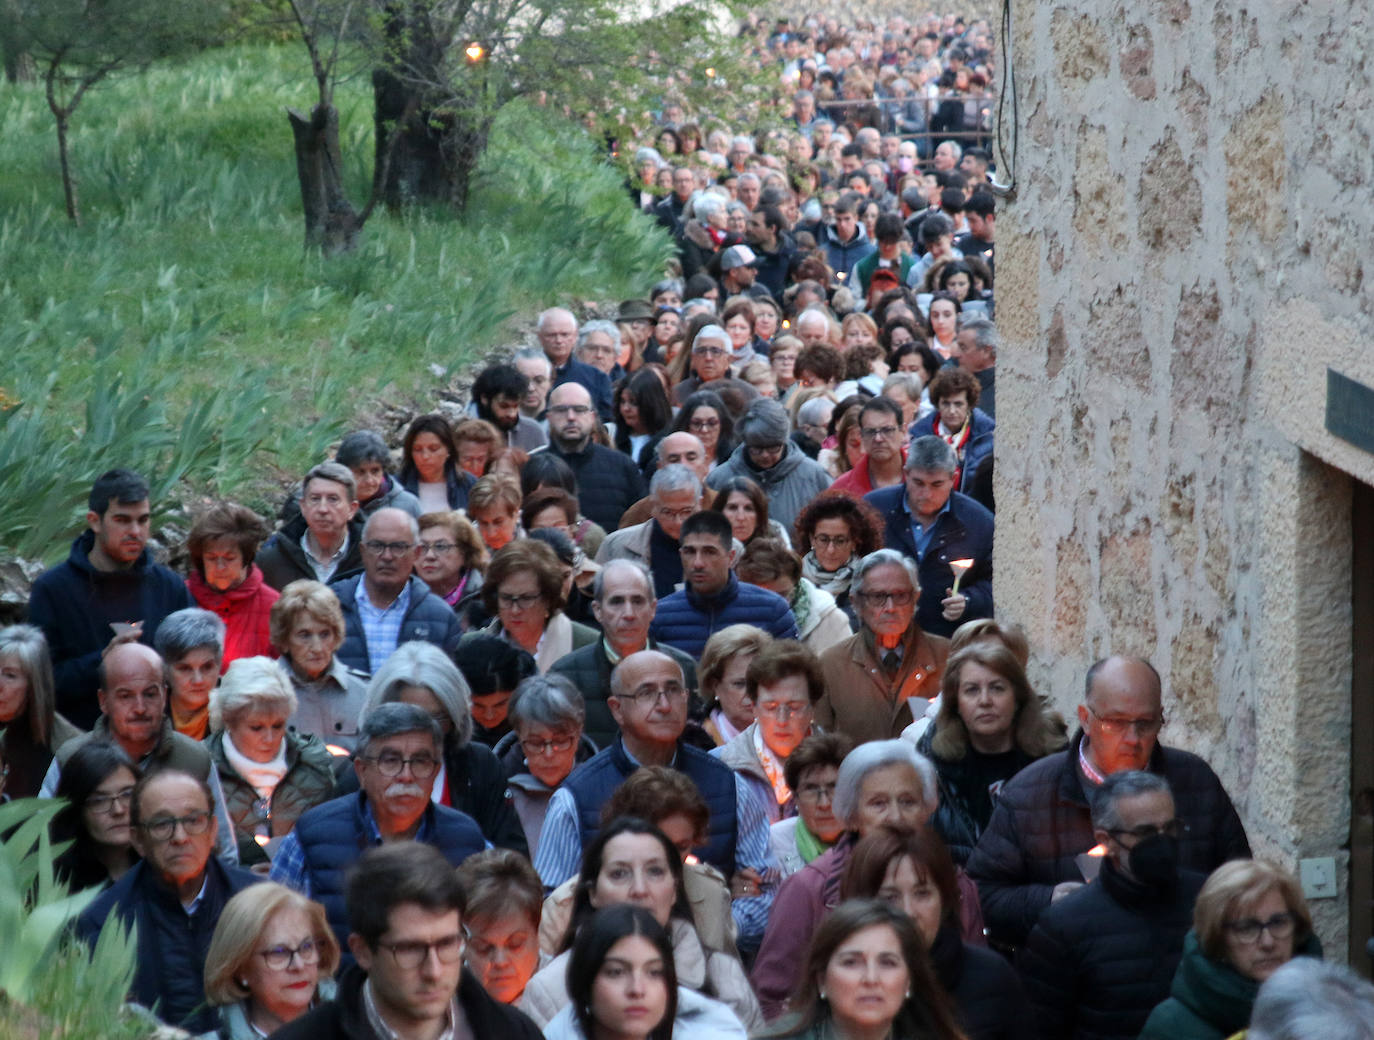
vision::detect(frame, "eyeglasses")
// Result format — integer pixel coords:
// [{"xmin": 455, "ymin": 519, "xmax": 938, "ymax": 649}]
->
[
  {"xmin": 380, "ymin": 933, "xmax": 465, "ymax": 970},
  {"xmin": 748, "ymin": 443, "xmax": 786, "ymax": 459},
  {"xmin": 547, "ymin": 404, "xmax": 593, "ymax": 417},
  {"xmin": 258, "ymin": 938, "xmax": 322, "ymax": 970},
  {"xmin": 860, "ymin": 425, "xmax": 900, "ymax": 441},
  {"xmin": 797, "ymin": 782, "xmax": 836, "ymax": 804},
  {"xmin": 520, "ymin": 735, "xmax": 578, "ymax": 756},
  {"xmin": 498, "ymin": 592, "xmax": 544, "ymax": 611},
  {"xmin": 688, "ymin": 418, "xmax": 721, "ymax": 431},
  {"xmin": 756, "ymin": 701, "xmax": 812, "ymax": 721},
  {"xmin": 1086, "ymin": 706, "xmax": 1165, "ymax": 737},
  {"xmin": 812, "ymin": 534, "xmax": 851, "ymax": 549},
  {"xmin": 692, "ymin": 346, "xmax": 730, "ymax": 358},
  {"xmin": 363, "ymin": 540, "xmax": 415, "ymax": 557},
  {"xmin": 855, "ymin": 590, "xmax": 914, "ymax": 607},
  {"xmin": 1107, "ymin": 819, "xmax": 1188, "ymax": 843},
  {"xmin": 140, "ymin": 810, "xmax": 213, "ymax": 842},
  {"xmin": 362, "ymin": 752, "xmax": 440, "ymax": 779},
  {"xmin": 654, "ymin": 505, "xmax": 698, "ymax": 522},
  {"xmin": 86, "ymin": 786, "xmax": 135, "ymax": 814},
  {"xmin": 419, "ymin": 542, "xmax": 458, "ymax": 556},
  {"xmin": 1224, "ymin": 912, "xmax": 1296, "ymax": 945},
  {"xmin": 615, "ymin": 682, "xmax": 688, "ymax": 708}
]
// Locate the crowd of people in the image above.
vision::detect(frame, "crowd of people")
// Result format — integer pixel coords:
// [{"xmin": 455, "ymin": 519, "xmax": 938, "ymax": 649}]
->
[{"xmin": 2, "ymin": 10, "xmax": 1372, "ymax": 1040}]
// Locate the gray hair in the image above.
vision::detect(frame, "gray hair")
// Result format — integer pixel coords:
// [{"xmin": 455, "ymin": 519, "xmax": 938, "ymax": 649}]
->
[
  {"xmin": 1249, "ymin": 960, "xmax": 1374, "ymax": 1040},
  {"xmin": 725, "ymin": 200, "xmax": 750, "ymax": 221},
  {"xmin": 737, "ymin": 173, "xmax": 761, "ymax": 189},
  {"xmin": 851, "ymin": 548, "xmax": 921, "ymax": 598},
  {"xmin": 833, "ymin": 740, "xmax": 939, "ymax": 826},
  {"xmin": 512, "ymin": 346, "xmax": 553, "ymax": 373},
  {"xmin": 154, "ymin": 608, "xmax": 226, "ymax": 665},
  {"xmin": 0, "ymin": 624, "xmax": 56, "ymax": 746},
  {"xmin": 797, "ymin": 396, "xmax": 835, "ymax": 428},
  {"xmin": 957, "ymin": 316, "xmax": 999, "ymax": 357},
  {"xmin": 336, "ymin": 430, "xmax": 391, "ymax": 469},
  {"xmin": 904, "ymin": 435, "xmax": 957, "ymax": 474},
  {"xmin": 795, "ymin": 308, "xmax": 831, "ymax": 336},
  {"xmin": 361, "ymin": 508, "xmax": 420, "ymax": 542},
  {"xmin": 592, "ymin": 559, "xmax": 655, "ymax": 604},
  {"xmin": 693, "ymin": 192, "xmax": 727, "ymax": 222},
  {"xmin": 1089, "ymin": 771, "xmax": 1173, "ymax": 832},
  {"xmin": 692, "ymin": 324, "xmax": 729, "ymax": 351},
  {"xmin": 355, "ymin": 701, "xmax": 442, "ymax": 759},
  {"xmin": 731, "ymin": 135, "xmax": 755, "ymax": 152},
  {"xmin": 651, "ymin": 278, "xmax": 683, "ymax": 300},
  {"xmin": 507, "ymin": 673, "xmax": 585, "ymax": 732},
  {"xmin": 303, "ymin": 460, "xmax": 357, "ymax": 501},
  {"xmin": 649, "ymin": 463, "xmax": 702, "ymax": 500},
  {"xmin": 736, "ymin": 398, "xmax": 791, "ymax": 447},
  {"xmin": 536, "ymin": 307, "xmax": 578, "ymax": 334},
  {"xmin": 683, "ymin": 300, "xmax": 718, "ymax": 321},
  {"xmin": 936, "ymin": 139, "xmax": 964, "ymax": 161},
  {"xmin": 577, "ymin": 319, "xmax": 622, "ymax": 353},
  {"xmin": 210, "ymin": 655, "xmax": 297, "ymax": 732},
  {"xmin": 364, "ymin": 641, "xmax": 472, "ymax": 748},
  {"xmin": 883, "ymin": 372, "xmax": 924, "ymax": 399}
]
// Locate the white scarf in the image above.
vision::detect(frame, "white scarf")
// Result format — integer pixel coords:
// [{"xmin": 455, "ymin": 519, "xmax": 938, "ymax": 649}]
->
[{"xmin": 223, "ymin": 732, "xmax": 289, "ymax": 801}]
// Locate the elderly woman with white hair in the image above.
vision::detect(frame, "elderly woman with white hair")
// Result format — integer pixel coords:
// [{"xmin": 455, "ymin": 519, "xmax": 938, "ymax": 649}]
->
[
  {"xmin": 706, "ymin": 397, "xmax": 834, "ymax": 532},
  {"xmin": 749, "ymin": 739, "xmax": 987, "ymax": 1021},
  {"xmin": 681, "ymin": 190, "xmax": 731, "ymax": 280},
  {"xmin": 208, "ymin": 656, "xmax": 337, "ymax": 867},
  {"xmin": 354, "ymin": 641, "xmax": 528, "ymax": 854}
]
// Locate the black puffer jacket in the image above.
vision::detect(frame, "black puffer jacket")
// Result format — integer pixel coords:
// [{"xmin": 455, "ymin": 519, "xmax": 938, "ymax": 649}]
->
[
  {"xmin": 1017, "ymin": 860, "xmax": 1206, "ymax": 1040},
  {"xmin": 965, "ymin": 732, "xmax": 1250, "ymax": 947},
  {"xmin": 257, "ymin": 514, "xmax": 365, "ymax": 592},
  {"xmin": 930, "ymin": 924, "xmax": 1031, "ymax": 1040}
]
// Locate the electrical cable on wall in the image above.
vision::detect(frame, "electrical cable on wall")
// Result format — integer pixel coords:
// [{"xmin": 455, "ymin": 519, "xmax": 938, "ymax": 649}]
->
[{"xmin": 990, "ymin": 0, "xmax": 1018, "ymax": 198}]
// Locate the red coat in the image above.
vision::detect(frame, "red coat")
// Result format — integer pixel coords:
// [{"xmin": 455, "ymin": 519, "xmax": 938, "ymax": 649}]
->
[
  {"xmin": 827, "ymin": 444, "xmax": 908, "ymax": 499},
  {"xmin": 187, "ymin": 565, "xmax": 280, "ymax": 669}
]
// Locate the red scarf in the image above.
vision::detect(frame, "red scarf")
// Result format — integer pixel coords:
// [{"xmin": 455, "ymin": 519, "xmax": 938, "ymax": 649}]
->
[{"xmin": 934, "ymin": 415, "xmax": 972, "ymax": 487}]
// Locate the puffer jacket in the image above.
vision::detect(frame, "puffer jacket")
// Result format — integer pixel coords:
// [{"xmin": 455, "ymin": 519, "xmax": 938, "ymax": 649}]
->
[
  {"xmin": 965, "ymin": 731, "xmax": 1251, "ymax": 948},
  {"xmin": 329, "ymin": 573, "xmax": 462, "ymax": 673},
  {"xmin": 706, "ymin": 440, "xmax": 834, "ymax": 532},
  {"xmin": 539, "ymin": 440, "xmax": 647, "ymax": 532},
  {"xmin": 187, "ymin": 565, "xmax": 279, "ymax": 668},
  {"xmin": 650, "ymin": 573, "xmax": 798, "ymax": 659},
  {"xmin": 929, "ymin": 923, "xmax": 1031, "ymax": 1040},
  {"xmin": 1018, "ymin": 859, "xmax": 1206, "ymax": 1040}
]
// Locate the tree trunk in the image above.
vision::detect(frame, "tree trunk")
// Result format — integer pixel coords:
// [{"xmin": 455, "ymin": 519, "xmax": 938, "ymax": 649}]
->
[
  {"xmin": 287, "ymin": 103, "xmax": 361, "ymax": 255},
  {"xmin": 3, "ymin": 49, "xmax": 34, "ymax": 83},
  {"xmin": 55, "ymin": 112, "xmax": 79, "ymax": 225}
]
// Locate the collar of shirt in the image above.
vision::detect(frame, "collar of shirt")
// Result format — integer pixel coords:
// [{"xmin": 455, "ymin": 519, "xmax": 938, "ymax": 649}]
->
[
  {"xmin": 621, "ymin": 741, "xmax": 678, "ymax": 771},
  {"xmin": 362, "ymin": 798, "xmax": 433, "ymax": 845},
  {"xmin": 302, "ymin": 528, "xmax": 349, "ymax": 567},
  {"xmin": 358, "ymin": 580, "xmax": 411, "ymax": 617},
  {"xmin": 1078, "ymin": 738, "xmax": 1108, "ymax": 786},
  {"xmin": 364, "ymin": 977, "xmax": 462, "ymax": 1040},
  {"xmin": 182, "ymin": 874, "xmax": 210, "ymax": 916}
]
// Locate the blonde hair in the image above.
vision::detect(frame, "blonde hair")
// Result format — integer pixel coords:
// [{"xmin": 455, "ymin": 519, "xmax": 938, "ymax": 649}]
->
[
  {"xmin": 1194, "ymin": 860, "xmax": 1312, "ymax": 962},
  {"xmin": 930, "ymin": 643, "xmax": 1065, "ymax": 761},
  {"xmin": 203, "ymin": 883, "xmax": 340, "ymax": 1006},
  {"xmin": 418, "ymin": 510, "xmax": 488, "ymax": 574},
  {"xmin": 270, "ymin": 580, "xmax": 345, "ymax": 652},
  {"xmin": 210, "ymin": 656, "xmax": 297, "ymax": 732},
  {"xmin": 698, "ymin": 624, "xmax": 774, "ymax": 707}
]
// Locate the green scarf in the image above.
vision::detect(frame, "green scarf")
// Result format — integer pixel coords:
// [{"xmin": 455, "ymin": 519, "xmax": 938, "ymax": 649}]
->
[
  {"xmin": 789, "ymin": 581, "xmax": 813, "ymax": 634},
  {"xmin": 794, "ymin": 816, "xmax": 829, "ymax": 864}
]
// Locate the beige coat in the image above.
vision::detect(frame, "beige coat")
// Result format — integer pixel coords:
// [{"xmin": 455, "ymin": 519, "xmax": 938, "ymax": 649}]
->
[{"xmin": 816, "ymin": 624, "xmax": 950, "ymax": 744}]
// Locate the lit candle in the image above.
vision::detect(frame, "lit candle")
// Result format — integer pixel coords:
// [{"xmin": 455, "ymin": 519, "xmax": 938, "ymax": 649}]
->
[{"xmin": 950, "ymin": 558, "xmax": 974, "ymax": 594}]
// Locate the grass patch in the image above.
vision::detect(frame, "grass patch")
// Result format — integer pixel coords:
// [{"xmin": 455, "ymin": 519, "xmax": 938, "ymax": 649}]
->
[{"xmin": 0, "ymin": 43, "xmax": 674, "ymax": 560}]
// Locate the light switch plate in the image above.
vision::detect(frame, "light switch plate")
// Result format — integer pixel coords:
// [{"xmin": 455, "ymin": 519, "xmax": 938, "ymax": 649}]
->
[{"xmin": 1299, "ymin": 856, "xmax": 1338, "ymax": 900}]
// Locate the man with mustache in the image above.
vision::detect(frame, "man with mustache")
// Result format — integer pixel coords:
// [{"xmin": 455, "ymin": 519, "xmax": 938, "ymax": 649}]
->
[{"xmin": 271, "ymin": 702, "xmax": 488, "ymax": 954}]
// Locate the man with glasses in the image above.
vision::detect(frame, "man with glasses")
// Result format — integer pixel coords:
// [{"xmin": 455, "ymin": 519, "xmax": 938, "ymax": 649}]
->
[
  {"xmin": 271, "ymin": 702, "xmax": 488, "ymax": 953},
  {"xmin": 596, "ymin": 465, "xmax": 703, "ymax": 597},
  {"xmin": 537, "ymin": 307, "xmax": 613, "ymax": 421},
  {"xmin": 968, "ymin": 656, "xmax": 1250, "ymax": 949},
  {"xmin": 1020, "ymin": 772, "xmax": 1208, "ymax": 1040},
  {"xmin": 539, "ymin": 382, "xmax": 646, "ymax": 532},
  {"xmin": 614, "ymin": 431, "xmax": 711, "ymax": 529},
  {"xmin": 328, "ymin": 508, "xmax": 461, "ymax": 675},
  {"xmin": 830, "ymin": 397, "xmax": 909, "ymax": 497},
  {"xmin": 706, "ymin": 397, "xmax": 832, "ymax": 532},
  {"xmin": 535, "ymin": 649, "xmax": 778, "ymax": 953},
  {"xmin": 76, "ymin": 769, "xmax": 259, "ymax": 1033},
  {"xmin": 272, "ymin": 842, "xmax": 542, "ymax": 1040}
]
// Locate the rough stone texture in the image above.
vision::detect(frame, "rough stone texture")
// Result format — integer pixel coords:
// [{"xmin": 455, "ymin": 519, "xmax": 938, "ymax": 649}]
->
[{"xmin": 1001, "ymin": 0, "xmax": 1374, "ymax": 956}]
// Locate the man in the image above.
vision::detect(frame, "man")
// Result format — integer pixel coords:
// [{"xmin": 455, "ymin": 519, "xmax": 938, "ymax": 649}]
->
[
  {"xmin": 575, "ymin": 319, "xmax": 623, "ymax": 380},
  {"xmin": 736, "ymin": 171, "xmax": 762, "ymax": 211},
  {"xmin": 816, "ymin": 550, "xmax": 949, "ymax": 744},
  {"xmin": 922, "ymin": 366, "xmax": 995, "ymax": 494},
  {"xmin": 76, "ymin": 770, "xmax": 258, "ymax": 1033},
  {"xmin": 955, "ymin": 190, "xmax": 995, "ymax": 271},
  {"xmin": 616, "ymin": 431, "xmax": 710, "ymax": 529},
  {"xmin": 745, "ymin": 205, "xmax": 796, "ymax": 302},
  {"xmin": 540, "ymin": 382, "xmax": 646, "ymax": 532},
  {"xmin": 536, "ymin": 307, "xmax": 613, "ymax": 420},
  {"xmin": 616, "ymin": 299, "xmax": 656, "ymax": 361},
  {"xmin": 852, "ymin": 212, "xmax": 916, "ymax": 301},
  {"xmin": 933, "ymin": 139, "xmax": 962, "ymax": 172},
  {"xmin": 791, "ymin": 90, "xmax": 817, "ymax": 135},
  {"xmin": 830, "ymin": 397, "xmax": 907, "ymax": 498},
  {"xmin": 271, "ymin": 702, "xmax": 488, "ymax": 950},
  {"xmin": 717, "ymin": 244, "xmax": 759, "ymax": 297},
  {"xmin": 707, "ymin": 397, "xmax": 833, "ymax": 532},
  {"xmin": 956, "ymin": 316, "xmax": 998, "ymax": 421},
  {"xmin": 597, "ymin": 465, "xmax": 701, "ymax": 597},
  {"xmin": 272, "ymin": 842, "xmax": 542, "ymax": 1040},
  {"xmin": 469, "ymin": 362, "xmax": 548, "ymax": 451},
  {"xmin": 28, "ymin": 468, "xmax": 193, "ymax": 728},
  {"xmin": 257, "ymin": 462, "xmax": 366, "ymax": 592},
  {"xmin": 906, "ymin": 211, "xmax": 963, "ymax": 287},
  {"xmin": 654, "ymin": 165, "xmax": 695, "ymax": 235},
  {"xmin": 650, "ymin": 511, "xmax": 797, "ymax": 659},
  {"xmin": 548, "ymin": 559, "xmax": 698, "ymax": 749},
  {"xmin": 865, "ymin": 436, "xmax": 994, "ymax": 638},
  {"xmin": 329, "ymin": 509, "xmax": 462, "ymax": 675},
  {"xmin": 959, "ymin": 146, "xmax": 991, "ymax": 187},
  {"xmin": 1019, "ymin": 772, "xmax": 1206, "ymax": 1040},
  {"xmin": 512, "ymin": 347, "xmax": 554, "ymax": 420},
  {"xmin": 821, "ymin": 195, "xmax": 876, "ymax": 283},
  {"xmin": 534, "ymin": 649, "xmax": 776, "ymax": 950},
  {"xmin": 854, "ymin": 126, "xmax": 882, "ymax": 159},
  {"xmin": 966, "ymin": 656, "xmax": 1251, "ymax": 948}
]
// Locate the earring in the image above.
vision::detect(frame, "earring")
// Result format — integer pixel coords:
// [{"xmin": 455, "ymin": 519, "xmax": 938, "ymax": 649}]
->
[{"xmin": 818, "ymin": 989, "xmax": 827, "ymax": 1001}]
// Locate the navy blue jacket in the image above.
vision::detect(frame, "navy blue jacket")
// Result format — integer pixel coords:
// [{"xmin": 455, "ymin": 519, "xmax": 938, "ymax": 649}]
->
[
  {"xmin": 865, "ymin": 485, "xmax": 995, "ymax": 638},
  {"xmin": 75, "ymin": 857, "xmax": 259, "ymax": 1033},
  {"xmin": 650, "ymin": 573, "xmax": 799, "ymax": 659},
  {"xmin": 329, "ymin": 574, "xmax": 463, "ymax": 674},
  {"xmin": 290, "ymin": 791, "xmax": 487, "ymax": 953},
  {"xmin": 563, "ymin": 737, "xmax": 739, "ymax": 875},
  {"xmin": 540, "ymin": 441, "xmax": 647, "ymax": 533},
  {"xmin": 552, "ymin": 357, "xmax": 615, "ymax": 421},
  {"xmin": 28, "ymin": 531, "xmax": 193, "ymax": 728}
]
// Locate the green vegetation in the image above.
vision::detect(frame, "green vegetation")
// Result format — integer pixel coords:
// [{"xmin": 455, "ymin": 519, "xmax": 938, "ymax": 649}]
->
[{"xmin": 0, "ymin": 44, "xmax": 674, "ymax": 561}]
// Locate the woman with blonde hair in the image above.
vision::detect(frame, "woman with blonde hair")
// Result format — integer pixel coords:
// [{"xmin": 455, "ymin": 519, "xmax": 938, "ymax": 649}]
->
[
  {"xmin": 697, "ymin": 624, "xmax": 774, "ymax": 746},
  {"xmin": 0, "ymin": 623, "xmax": 79, "ymax": 798},
  {"xmin": 202, "ymin": 882, "xmax": 340, "ymax": 1038},
  {"xmin": 414, "ymin": 510, "xmax": 486, "ymax": 608},
  {"xmin": 270, "ymin": 580, "xmax": 367, "ymax": 753}
]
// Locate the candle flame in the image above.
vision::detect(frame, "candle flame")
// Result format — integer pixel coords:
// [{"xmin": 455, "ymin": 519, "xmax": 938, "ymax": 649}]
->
[
  {"xmin": 326, "ymin": 744, "xmax": 351, "ymax": 757},
  {"xmin": 684, "ymin": 854, "xmax": 700, "ymax": 865},
  {"xmin": 950, "ymin": 559, "xmax": 974, "ymax": 574},
  {"xmin": 465, "ymin": 41, "xmax": 485, "ymax": 62},
  {"xmin": 254, "ymin": 834, "xmax": 270, "ymax": 847},
  {"xmin": 1086, "ymin": 844, "xmax": 1108, "ymax": 857}
]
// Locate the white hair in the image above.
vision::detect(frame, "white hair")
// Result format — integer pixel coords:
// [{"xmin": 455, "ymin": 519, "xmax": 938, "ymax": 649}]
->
[
  {"xmin": 210, "ymin": 656, "xmax": 297, "ymax": 732},
  {"xmin": 833, "ymin": 740, "xmax": 939, "ymax": 827}
]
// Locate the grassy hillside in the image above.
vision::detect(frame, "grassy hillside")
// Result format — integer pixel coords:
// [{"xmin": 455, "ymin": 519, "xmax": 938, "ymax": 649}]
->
[{"xmin": 0, "ymin": 43, "xmax": 673, "ymax": 560}]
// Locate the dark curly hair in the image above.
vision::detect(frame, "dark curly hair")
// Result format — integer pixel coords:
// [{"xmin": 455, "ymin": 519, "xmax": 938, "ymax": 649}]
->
[{"xmin": 793, "ymin": 491, "xmax": 886, "ymax": 558}]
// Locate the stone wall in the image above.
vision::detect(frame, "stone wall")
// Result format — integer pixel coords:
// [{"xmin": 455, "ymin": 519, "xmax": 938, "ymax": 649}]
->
[{"xmin": 998, "ymin": 0, "xmax": 1374, "ymax": 952}]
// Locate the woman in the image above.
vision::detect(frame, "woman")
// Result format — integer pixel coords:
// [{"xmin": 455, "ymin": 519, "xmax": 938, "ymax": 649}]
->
[
  {"xmin": 816, "ymin": 396, "xmax": 864, "ymax": 479},
  {"xmin": 398, "ymin": 413, "xmax": 475, "ymax": 513},
  {"xmin": 680, "ymin": 194, "xmax": 731, "ymax": 281},
  {"xmin": 271, "ymin": 581, "xmax": 368, "ymax": 753},
  {"xmin": 521, "ymin": 487, "xmax": 580, "ymax": 542},
  {"xmin": 520, "ymin": 454, "xmax": 607, "ymax": 560},
  {"xmin": 1140, "ymin": 860, "xmax": 1321, "ymax": 1040},
  {"xmin": 925, "ymin": 291, "xmax": 962, "ymax": 359},
  {"xmin": 656, "ymin": 127, "xmax": 682, "ymax": 156},
  {"xmin": 202, "ymin": 882, "xmax": 340, "ymax": 1038},
  {"xmin": 711, "ymin": 641, "xmax": 824, "ymax": 824},
  {"xmin": 737, "ymin": 541, "xmax": 853, "ymax": 656},
  {"xmin": 709, "ymin": 476, "xmax": 791, "ymax": 547},
  {"xmin": 722, "ymin": 299, "xmax": 759, "ymax": 367},
  {"xmin": 155, "ymin": 607, "xmax": 226, "ymax": 740},
  {"xmin": 881, "ymin": 315, "xmax": 921, "ymax": 358},
  {"xmin": 363, "ymin": 641, "xmax": 527, "ymax": 853},
  {"xmin": 522, "ymin": 818, "xmax": 760, "ymax": 1033},
  {"xmin": 51, "ymin": 740, "xmax": 140, "ymax": 890},
  {"xmin": 770, "ymin": 335, "xmax": 802, "ymax": 405},
  {"xmin": 678, "ymin": 122, "xmax": 702, "ymax": 155},
  {"xmin": 841, "ymin": 312, "xmax": 879, "ymax": 352},
  {"xmin": 208, "ymin": 656, "xmax": 336, "ymax": 866},
  {"xmin": 466, "ymin": 474, "xmax": 523, "ymax": 553},
  {"xmin": 766, "ymin": 899, "xmax": 968, "ymax": 1040},
  {"xmin": 936, "ymin": 260, "xmax": 975, "ymax": 304},
  {"xmin": 917, "ymin": 643, "xmax": 1065, "ymax": 865},
  {"xmin": 186, "ymin": 504, "xmax": 280, "ymax": 668},
  {"xmin": 753, "ymin": 297, "xmax": 782, "ymax": 348},
  {"xmin": 726, "ymin": 200, "xmax": 749, "ymax": 236},
  {"xmin": 0, "ymin": 624, "xmax": 80, "ymax": 798},
  {"xmin": 925, "ymin": 367, "xmax": 994, "ymax": 494},
  {"xmin": 698, "ymin": 625, "xmax": 773, "ymax": 746},
  {"xmin": 452, "ymin": 418, "xmax": 502, "ymax": 478},
  {"xmin": 613, "ymin": 369, "xmax": 673, "ymax": 470},
  {"xmin": 453, "ymin": 634, "xmax": 538, "ymax": 748},
  {"xmin": 771, "ymin": 733, "xmax": 853, "ymax": 880},
  {"xmin": 750, "ymin": 740, "xmax": 986, "ymax": 1021},
  {"xmin": 467, "ymin": 540, "xmax": 597, "ymax": 674},
  {"xmin": 414, "ymin": 510, "xmax": 486, "ymax": 607},
  {"xmin": 652, "ymin": 306, "xmax": 683, "ymax": 360},
  {"xmin": 455, "ymin": 848, "xmax": 544, "ymax": 1005},
  {"xmin": 842, "ymin": 827, "xmax": 1028, "ymax": 1040},
  {"xmin": 672, "ymin": 389, "xmax": 736, "ymax": 468},
  {"xmin": 649, "ymin": 279, "xmax": 684, "ymax": 311},
  {"xmin": 527, "ymin": 527, "xmax": 598, "ymax": 628},
  {"xmin": 793, "ymin": 491, "xmax": 887, "ymax": 621}
]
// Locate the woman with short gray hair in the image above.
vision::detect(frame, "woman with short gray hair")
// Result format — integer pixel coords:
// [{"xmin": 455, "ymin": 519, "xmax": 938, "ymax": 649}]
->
[
  {"xmin": 208, "ymin": 655, "xmax": 335, "ymax": 867},
  {"xmin": 155, "ymin": 607, "xmax": 226, "ymax": 740}
]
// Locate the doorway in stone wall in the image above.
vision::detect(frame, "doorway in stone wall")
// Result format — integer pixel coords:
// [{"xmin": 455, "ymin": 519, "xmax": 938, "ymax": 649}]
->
[{"xmin": 1351, "ymin": 478, "xmax": 1374, "ymax": 973}]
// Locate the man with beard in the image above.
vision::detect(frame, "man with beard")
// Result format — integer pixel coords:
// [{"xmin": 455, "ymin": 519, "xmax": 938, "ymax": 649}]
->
[
  {"xmin": 469, "ymin": 362, "xmax": 548, "ymax": 451},
  {"xmin": 539, "ymin": 383, "xmax": 646, "ymax": 532}
]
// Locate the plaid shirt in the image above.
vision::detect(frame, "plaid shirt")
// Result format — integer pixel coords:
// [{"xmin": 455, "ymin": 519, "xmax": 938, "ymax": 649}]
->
[{"xmin": 357, "ymin": 580, "xmax": 411, "ymax": 674}]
